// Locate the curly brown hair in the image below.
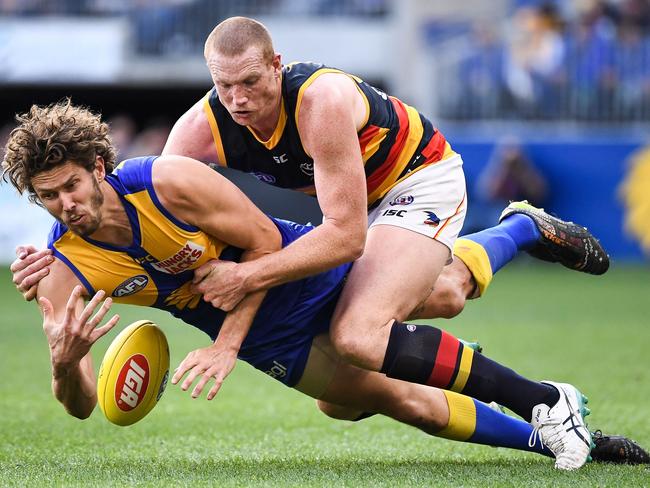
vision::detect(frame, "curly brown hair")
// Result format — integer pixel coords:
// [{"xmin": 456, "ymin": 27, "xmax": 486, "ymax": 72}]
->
[{"xmin": 1, "ymin": 99, "xmax": 116, "ymax": 204}]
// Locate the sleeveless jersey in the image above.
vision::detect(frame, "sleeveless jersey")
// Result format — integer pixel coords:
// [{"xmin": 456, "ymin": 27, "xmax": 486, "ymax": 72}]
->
[
  {"xmin": 203, "ymin": 62, "xmax": 455, "ymax": 206},
  {"xmin": 47, "ymin": 156, "xmax": 350, "ymax": 385}
]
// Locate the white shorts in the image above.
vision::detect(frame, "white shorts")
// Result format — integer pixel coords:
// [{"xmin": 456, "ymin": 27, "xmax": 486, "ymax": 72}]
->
[{"xmin": 368, "ymin": 153, "xmax": 467, "ymax": 253}]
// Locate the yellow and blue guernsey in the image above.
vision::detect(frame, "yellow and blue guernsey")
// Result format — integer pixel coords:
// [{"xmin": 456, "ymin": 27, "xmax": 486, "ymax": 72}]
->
[
  {"xmin": 47, "ymin": 156, "xmax": 350, "ymax": 386},
  {"xmin": 204, "ymin": 62, "xmax": 455, "ymax": 206}
]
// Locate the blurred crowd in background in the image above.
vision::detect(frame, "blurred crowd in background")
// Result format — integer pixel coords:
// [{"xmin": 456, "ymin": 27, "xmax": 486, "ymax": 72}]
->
[
  {"xmin": 436, "ymin": 0, "xmax": 650, "ymax": 120},
  {"xmin": 3, "ymin": 0, "xmax": 650, "ymax": 121}
]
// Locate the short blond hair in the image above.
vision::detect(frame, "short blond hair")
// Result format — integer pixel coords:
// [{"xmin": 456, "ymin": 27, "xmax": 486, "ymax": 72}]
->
[
  {"xmin": 2, "ymin": 99, "xmax": 115, "ymax": 204},
  {"xmin": 204, "ymin": 16, "xmax": 275, "ymax": 62}
]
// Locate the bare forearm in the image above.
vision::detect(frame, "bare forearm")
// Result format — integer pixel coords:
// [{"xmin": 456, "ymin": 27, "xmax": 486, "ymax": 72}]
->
[
  {"xmin": 215, "ymin": 290, "xmax": 266, "ymax": 351},
  {"xmin": 51, "ymin": 357, "xmax": 96, "ymax": 419},
  {"xmin": 242, "ymin": 220, "xmax": 363, "ymax": 291},
  {"xmin": 216, "ymin": 249, "xmax": 272, "ymax": 350}
]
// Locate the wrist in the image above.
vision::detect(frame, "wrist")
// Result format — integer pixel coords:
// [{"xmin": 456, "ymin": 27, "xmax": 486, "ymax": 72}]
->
[
  {"xmin": 238, "ymin": 261, "xmax": 260, "ymax": 292},
  {"xmin": 50, "ymin": 354, "xmax": 78, "ymax": 380},
  {"xmin": 51, "ymin": 362, "xmax": 74, "ymax": 380}
]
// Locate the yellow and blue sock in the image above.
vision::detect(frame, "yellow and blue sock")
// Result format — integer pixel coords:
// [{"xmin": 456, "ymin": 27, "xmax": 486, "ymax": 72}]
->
[
  {"xmin": 437, "ymin": 391, "xmax": 552, "ymax": 456},
  {"xmin": 454, "ymin": 214, "xmax": 541, "ymax": 296}
]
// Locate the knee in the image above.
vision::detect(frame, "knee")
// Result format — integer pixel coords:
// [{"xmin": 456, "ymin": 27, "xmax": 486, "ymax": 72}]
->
[
  {"xmin": 316, "ymin": 400, "xmax": 363, "ymax": 421},
  {"xmin": 329, "ymin": 326, "xmax": 375, "ymax": 367},
  {"xmin": 433, "ymin": 281, "xmax": 466, "ymax": 319}
]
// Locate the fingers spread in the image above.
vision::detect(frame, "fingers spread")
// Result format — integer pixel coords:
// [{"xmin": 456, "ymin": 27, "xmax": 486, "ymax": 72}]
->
[
  {"xmin": 64, "ymin": 285, "xmax": 84, "ymax": 326},
  {"xmin": 79, "ymin": 290, "xmax": 107, "ymax": 326},
  {"xmin": 91, "ymin": 314, "xmax": 120, "ymax": 342},
  {"xmin": 191, "ymin": 373, "xmax": 213, "ymax": 399},
  {"xmin": 38, "ymin": 296, "xmax": 53, "ymax": 322},
  {"xmin": 171, "ymin": 356, "xmax": 197, "ymax": 385},
  {"xmin": 206, "ymin": 379, "xmax": 223, "ymax": 401}
]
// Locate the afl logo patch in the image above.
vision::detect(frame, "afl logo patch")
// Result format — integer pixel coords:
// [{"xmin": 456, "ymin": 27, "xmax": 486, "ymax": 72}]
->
[
  {"xmin": 112, "ymin": 275, "xmax": 149, "ymax": 297},
  {"xmin": 389, "ymin": 195, "xmax": 414, "ymax": 206}
]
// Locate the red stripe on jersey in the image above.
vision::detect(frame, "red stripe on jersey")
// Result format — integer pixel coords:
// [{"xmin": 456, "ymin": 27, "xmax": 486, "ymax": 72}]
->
[
  {"xmin": 366, "ymin": 97, "xmax": 410, "ymax": 196},
  {"xmin": 359, "ymin": 125, "xmax": 381, "ymax": 154},
  {"xmin": 426, "ymin": 330, "xmax": 461, "ymax": 388},
  {"xmin": 421, "ymin": 129, "xmax": 448, "ymax": 163}
]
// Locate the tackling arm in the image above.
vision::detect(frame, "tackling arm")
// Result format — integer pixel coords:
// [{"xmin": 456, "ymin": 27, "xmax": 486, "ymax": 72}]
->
[
  {"xmin": 220, "ymin": 73, "xmax": 369, "ymax": 295},
  {"xmin": 154, "ymin": 156, "xmax": 282, "ymax": 397}
]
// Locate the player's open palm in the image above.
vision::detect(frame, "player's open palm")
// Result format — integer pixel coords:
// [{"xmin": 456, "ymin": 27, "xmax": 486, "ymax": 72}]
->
[
  {"xmin": 172, "ymin": 343, "xmax": 237, "ymax": 400},
  {"xmin": 39, "ymin": 285, "xmax": 120, "ymax": 369}
]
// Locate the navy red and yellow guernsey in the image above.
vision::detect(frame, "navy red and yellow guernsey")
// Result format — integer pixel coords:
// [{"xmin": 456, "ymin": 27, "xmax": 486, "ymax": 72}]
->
[
  {"xmin": 204, "ymin": 62, "xmax": 456, "ymax": 206},
  {"xmin": 46, "ymin": 156, "xmax": 349, "ymax": 386}
]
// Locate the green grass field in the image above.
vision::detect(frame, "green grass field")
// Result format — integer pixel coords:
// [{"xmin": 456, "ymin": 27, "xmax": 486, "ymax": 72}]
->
[{"xmin": 1, "ymin": 263, "xmax": 648, "ymax": 487}]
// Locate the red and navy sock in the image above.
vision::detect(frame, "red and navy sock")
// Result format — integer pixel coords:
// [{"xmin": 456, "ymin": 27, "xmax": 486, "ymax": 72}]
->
[{"xmin": 380, "ymin": 321, "xmax": 559, "ymax": 421}]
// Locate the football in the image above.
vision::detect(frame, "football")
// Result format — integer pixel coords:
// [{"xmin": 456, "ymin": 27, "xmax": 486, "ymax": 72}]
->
[{"xmin": 97, "ymin": 320, "xmax": 170, "ymax": 426}]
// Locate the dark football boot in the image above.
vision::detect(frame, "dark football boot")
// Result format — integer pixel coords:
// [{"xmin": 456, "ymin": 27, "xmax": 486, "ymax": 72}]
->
[
  {"xmin": 590, "ymin": 430, "xmax": 650, "ymax": 464},
  {"xmin": 499, "ymin": 201, "xmax": 609, "ymax": 275}
]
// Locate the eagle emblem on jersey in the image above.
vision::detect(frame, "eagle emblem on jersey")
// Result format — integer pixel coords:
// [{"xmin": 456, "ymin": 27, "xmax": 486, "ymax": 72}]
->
[
  {"xmin": 151, "ymin": 242, "xmax": 205, "ymax": 274},
  {"xmin": 164, "ymin": 282, "xmax": 202, "ymax": 310}
]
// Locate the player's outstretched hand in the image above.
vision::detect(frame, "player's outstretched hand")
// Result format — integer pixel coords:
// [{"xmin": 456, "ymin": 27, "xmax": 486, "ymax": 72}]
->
[
  {"xmin": 11, "ymin": 245, "xmax": 53, "ymax": 301},
  {"xmin": 191, "ymin": 259, "xmax": 247, "ymax": 311},
  {"xmin": 172, "ymin": 344, "xmax": 237, "ymax": 400},
  {"xmin": 40, "ymin": 286, "xmax": 120, "ymax": 374}
]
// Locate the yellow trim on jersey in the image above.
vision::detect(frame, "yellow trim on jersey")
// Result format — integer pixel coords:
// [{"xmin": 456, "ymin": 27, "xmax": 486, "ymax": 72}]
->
[
  {"xmin": 246, "ymin": 99, "xmax": 287, "ymax": 149},
  {"xmin": 449, "ymin": 346, "xmax": 474, "ymax": 393},
  {"xmin": 294, "ymin": 68, "xmax": 370, "ymax": 138},
  {"xmin": 367, "ymin": 102, "xmax": 424, "ymax": 204},
  {"xmin": 436, "ymin": 390, "xmax": 476, "ymax": 441},
  {"xmin": 362, "ymin": 127, "xmax": 390, "ymax": 163},
  {"xmin": 453, "ymin": 238, "xmax": 493, "ymax": 297},
  {"xmin": 124, "ymin": 190, "xmax": 225, "ymax": 261},
  {"xmin": 203, "ymin": 93, "xmax": 228, "ymax": 167},
  {"xmin": 53, "ymin": 234, "xmax": 159, "ymax": 307}
]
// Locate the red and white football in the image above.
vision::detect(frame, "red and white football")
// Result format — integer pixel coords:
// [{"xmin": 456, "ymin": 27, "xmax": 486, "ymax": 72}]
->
[{"xmin": 97, "ymin": 320, "xmax": 169, "ymax": 426}]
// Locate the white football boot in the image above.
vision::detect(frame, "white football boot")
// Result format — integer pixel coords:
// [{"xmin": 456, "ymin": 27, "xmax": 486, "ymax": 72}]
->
[{"xmin": 529, "ymin": 381, "xmax": 593, "ymax": 470}]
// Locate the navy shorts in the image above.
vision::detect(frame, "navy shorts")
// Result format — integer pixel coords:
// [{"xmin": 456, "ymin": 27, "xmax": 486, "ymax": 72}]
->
[{"xmin": 187, "ymin": 218, "xmax": 350, "ymax": 387}]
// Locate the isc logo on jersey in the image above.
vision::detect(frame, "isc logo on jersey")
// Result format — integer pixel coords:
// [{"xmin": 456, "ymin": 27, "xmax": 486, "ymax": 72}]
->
[{"xmin": 115, "ymin": 354, "xmax": 150, "ymax": 411}]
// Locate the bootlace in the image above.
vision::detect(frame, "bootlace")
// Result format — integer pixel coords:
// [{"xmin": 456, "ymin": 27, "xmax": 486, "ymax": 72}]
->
[{"xmin": 528, "ymin": 415, "xmax": 562, "ymax": 449}]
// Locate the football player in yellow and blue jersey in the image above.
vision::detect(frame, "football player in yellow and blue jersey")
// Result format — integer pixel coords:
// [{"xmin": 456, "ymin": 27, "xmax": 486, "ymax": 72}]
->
[{"xmin": 6, "ymin": 101, "xmax": 645, "ymax": 468}]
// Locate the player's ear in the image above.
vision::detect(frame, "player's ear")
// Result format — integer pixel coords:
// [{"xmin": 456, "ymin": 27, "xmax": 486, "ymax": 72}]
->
[
  {"xmin": 272, "ymin": 53, "xmax": 282, "ymax": 76},
  {"xmin": 95, "ymin": 156, "xmax": 106, "ymax": 181}
]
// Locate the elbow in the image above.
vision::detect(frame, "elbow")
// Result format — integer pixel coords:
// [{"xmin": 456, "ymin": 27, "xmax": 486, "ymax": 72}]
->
[
  {"xmin": 347, "ymin": 239, "xmax": 365, "ymax": 261},
  {"xmin": 342, "ymin": 227, "xmax": 366, "ymax": 261},
  {"xmin": 66, "ymin": 405, "xmax": 94, "ymax": 420},
  {"xmin": 59, "ymin": 394, "xmax": 97, "ymax": 420}
]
